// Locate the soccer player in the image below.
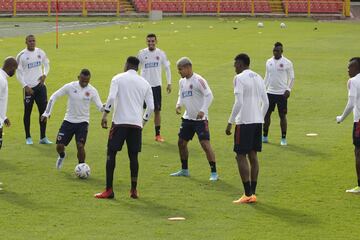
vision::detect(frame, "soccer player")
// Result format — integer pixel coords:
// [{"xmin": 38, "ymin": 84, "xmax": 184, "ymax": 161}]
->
[
  {"xmin": 0, "ymin": 57, "xmax": 18, "ymax": 191},
  {"xmin": 262, "ymin": 42, "xmax": 295, "ymax": 146},
  {"xmin": 226, "ymin": 53, "xmax": 269, "ymax": 204},
  {"xmin": 16, "ymin": 34, "xmax": 52, "ymax": 145},
  {"xmin": 95, "ymin": 56, "xmax": 154, "ymax": 199},
  {"xmin": 336, "ymin": 57, "xmax": 360, "ymax": 193},
  {"xmin": 170, "ymin": 57, "xmax": 218, "ymax": 181},
  {"xmin": 41, "ymin": 69, "xmax": 104, "ymax": 169},
  {"xmin": 137, "ymin": 33, "xmax": 171, "ymax": 142}
]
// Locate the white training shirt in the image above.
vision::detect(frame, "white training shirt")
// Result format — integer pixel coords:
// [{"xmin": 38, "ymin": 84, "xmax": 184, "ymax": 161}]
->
[
  {"xmin": 228, "ymin": 69, "xmax": 269, "ymax": 125},
  {"xmin": 104, "ymin": 69, "xmax": 154, "ymax": 128},
  {"xmin": 137, "ymin": 48, "xmax": 171, "ymax": 87},
  {"xmin": 16, "ymin": 47, "xmax": 50, "ymax": 88},
  {"xmin": 176, "ymin": 73, "xmax": 213, "ymax": 121},
  {"xmin": 42, "ymin": 81, "xmax": 103, "ymax": 123},
  {"xmin": 264, "ymin": 56, "xmax": 294, "ymax": 95},
  {"xmin": 0, "ymin": 69, "xmax": 9, "ymax": 127},
  {"xmin": 348, "ymin": 73, "xmax": 360, "ymax": 122}
]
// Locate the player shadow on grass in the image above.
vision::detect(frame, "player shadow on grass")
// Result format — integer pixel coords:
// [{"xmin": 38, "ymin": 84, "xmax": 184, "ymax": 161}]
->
[
  {"xmin": 0, "ymin": 190, "xmax": 39, "ymax": 209},
  {"xmin": 120, "ymin": 197, "xmax": 192, "ymax": 219},
  {"xmin": 250, "ymin": 202, "xmax": 320, "ymax": 225},
  {"xmin": 61, "ymin": 171, "xmax": 105, "ymax": 187},
  {"xmin": 188, "ymin": 177, "xmax": 240, "ymax": 197},
  {"xmin": 0, "ymin": 161, "xmax": 17, "ymax": 172},
  {"xmin": 266, "ymin": 142, "xmax": 327, "ymax": 157}
]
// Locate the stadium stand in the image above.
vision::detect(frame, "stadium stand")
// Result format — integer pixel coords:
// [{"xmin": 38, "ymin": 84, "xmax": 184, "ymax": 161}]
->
[
  {"xmin": 0, "ymin": 0, "xmax": 345, "ymax": 15},
  {"xmin": 284, "ymin": 0, "xmax": 343, "ymax": 13}
]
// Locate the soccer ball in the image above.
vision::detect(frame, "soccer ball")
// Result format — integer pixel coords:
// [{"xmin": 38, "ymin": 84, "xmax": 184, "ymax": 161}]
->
[
  {"xmin": 280, "ymin": 22, "xmax": 286, "ymax": 28},
  {"xmin": 257, "ymin": 22, "xmax": 264, "ymax": 28},
  {"xmin": 74, "ymin": 163, "xmax": 91, "ymax": 179}
]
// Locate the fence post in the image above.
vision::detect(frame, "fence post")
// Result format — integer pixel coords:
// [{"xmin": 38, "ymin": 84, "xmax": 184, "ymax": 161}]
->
[
  {"xmin": 182, "ymin": 0, "xmax": 186, "ymax": 16},
  {"xmin": 344, "ymin": 0, "xmax": 350, "ymax": 17},
  {"xmin": 48, "ymin": 0, "xmax": 51, "ymax": 16},
  {"xmin": 148, "ymin": 0, "xmax": 152, "ymax": 13},
  {"xmin": 116, "ymin": 0, "xmax": 120, "ymax": 16},
  {"xmin": 13, "ymin": 0, "xmax": 16, "ymax": 16},
  {"xmin": 307, "ymin": 0, "xmax": 310, "ymax": 17},
  {"xmin": 82, "ymin": 0, "xmax": 87, "ymax": 16},
  {"xmin": 251, "ymin": 0, "xmax": 254, "ymax": 16},
  {"xmin": 217, "ymin": 0, "xmax": 220, "ymax": 16}
]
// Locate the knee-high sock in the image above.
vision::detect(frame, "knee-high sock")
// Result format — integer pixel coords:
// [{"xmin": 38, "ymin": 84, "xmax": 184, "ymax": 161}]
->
[{"xmin": 106, "ymin": 148, "xmax": 117, "ymax": 189}]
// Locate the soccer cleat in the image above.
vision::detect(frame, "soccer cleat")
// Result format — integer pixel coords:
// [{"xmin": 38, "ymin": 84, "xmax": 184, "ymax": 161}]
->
[
  {"xmin": 232, "ymin": 194, "xmax": 256, "ymax": 204},
  {"xmin": 56, "ymin": 153, "xmax": 66, "ymax": 169},
  {"xmin": 346, "ymin": 186, "xmax": 360, "ymax": 193},
  {"xmin": 94, "ymin": 188, "xmax": 115, "ymax": 199},
  {"xmin": 155, "ymin": 135, "xmax": 165, "ymax": 142},
  {"xmin": 262, "ymin": 136, "xmax": 268, "ymax": 143},
  {"xmin": 209, "ymin": 172, "xmax": 219, "ymax": 181},
  {"xmin": 26, "ymin": 137, "xmax": 33, "ymax": 145},
  {"xmin": 280, "ymin": 138, "xmax": 287, "ymax": 146},
  {"xmin": 170, "ymin": 169, "xmax": 189, "ymax": 177},
  {"xmin": 39, "ymin": 137, "xmax": 53, "ymax": 144},
  {"xmin": 130, "ymin": 189, "xmax": 139, "ymax": 199}
]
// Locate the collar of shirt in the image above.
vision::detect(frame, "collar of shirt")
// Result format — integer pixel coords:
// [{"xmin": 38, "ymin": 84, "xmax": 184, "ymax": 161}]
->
[
  {"xmin": 127, "ymin": 69, "xmax": 138, "ymax": 74},
  {"xmin": 0, "ymin": 68, "xmax": 9, "ymax": 79}
]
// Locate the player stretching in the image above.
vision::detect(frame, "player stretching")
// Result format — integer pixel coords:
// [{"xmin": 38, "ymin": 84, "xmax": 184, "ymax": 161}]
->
[
  {"xmin": 138, "ymin": 33, "xmax": 171, "ymax": 142},
  {"xmin": 263, "ymin": 42, "xmax": 295, "ymax": 146},
  {"xmin": 226, "ymin": 54, "xmax": 269, "ymax": 204},
  {"xmin": 170, "ymin": 57, "xmax": 218, "ymax": 181},
  {"xmin": 336, "ymin": 57, "xmax": 360, "ymax": 193},
  {"xmin": 0, "ymin": 57, "xmax": 18, "ymax": 191},
  {"xmin": 41, "ymin": 69, "xmax": 104, "ymax": 169},
  {"xmin": 16, "ymin": 35, "xmax": 52, "ymax": 145},
  {"xmin": 95, "ymin": 57, "xmax": 154, "ymax": 199}
]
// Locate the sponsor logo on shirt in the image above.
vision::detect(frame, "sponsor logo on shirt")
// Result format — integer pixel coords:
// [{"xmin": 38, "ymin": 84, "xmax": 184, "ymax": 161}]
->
[
  {"xmin": 145, "ymin": 62, "xmax": 159, "ymax": 68},
  {"xmin": 182, "ymin": 91, "xmax": 193, "ymax": 98},
  {"xmin": 27, "ymin": 61, "xmax": 41, "ymax": 69}
]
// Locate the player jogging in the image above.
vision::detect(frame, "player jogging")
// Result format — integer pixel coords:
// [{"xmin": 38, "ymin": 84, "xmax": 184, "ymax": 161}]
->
[
  {"xmin": 41, "ymin": 69, "xmax": 104, "ymax": 169},
  {"xmin": 226, "ymin": 53, "xmax": 269, "ymax": 204}
]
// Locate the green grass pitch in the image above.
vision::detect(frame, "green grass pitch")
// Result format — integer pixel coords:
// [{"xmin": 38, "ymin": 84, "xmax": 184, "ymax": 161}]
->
[{"xmin": 0, "ymin": 16, "xmax": 360, "ymax": 239}]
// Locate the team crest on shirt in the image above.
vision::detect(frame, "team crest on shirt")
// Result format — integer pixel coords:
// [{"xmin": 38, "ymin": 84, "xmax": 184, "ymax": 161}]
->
[
  {"xmin": 280, "ymin": 63, "xmax": 284, "ymax": 68},
  {"xmin": 26, "ymin": 57, "xmax": 29, "ymax": 60},
  {"xmin": 38, "ymin": 55, "xmax": 41, "ymax": 59},
  {"xmin": 85, "ymin": 92, "xmax": 90, "ymax": 97},
  {"xmin": 74, "ymin": 90, "xmax": 77, "ymax": 93},
  {"xmin": 156, "ymin": 56, "xmax": 160, "ymax": 60},
  {"xmin": 189, "ymin": 84, "xmax": 193, "ymax": 89}
]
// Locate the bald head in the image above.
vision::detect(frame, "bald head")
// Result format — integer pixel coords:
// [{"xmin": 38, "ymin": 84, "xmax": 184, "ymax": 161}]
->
[{"xmin": 3, "ymin": 57, "xmax": 18, "ymax": 77}]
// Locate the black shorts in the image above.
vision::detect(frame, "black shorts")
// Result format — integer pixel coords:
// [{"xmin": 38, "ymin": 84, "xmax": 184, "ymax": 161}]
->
[
  {"xmin": 233, "ymin": 123, "xmax": 262, "ymax": 154},
  {"xmin": 353, "ymin": 121, "xmax": 360, "ymax": 147},
  {"xmin": 178, "ymin": 118, "xmax": 210, "ymax": 141},
  {"xmin": 56, "ymin": 121, "xmax": 89, "ymax": 146},
  {"xmin": 24, "ymin": 83, "xmax": 48, "ymax": 108},
  {"xmin": 107, "ymin": 124, "xmax": 142, "ymax": 153},
  {"xmin": 144, "ymin": 86, "xmax": 162, "ymax": 111},
  {"xmin": 267, "ymin": 93, "xmax": 287, "ymax": 115}
]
